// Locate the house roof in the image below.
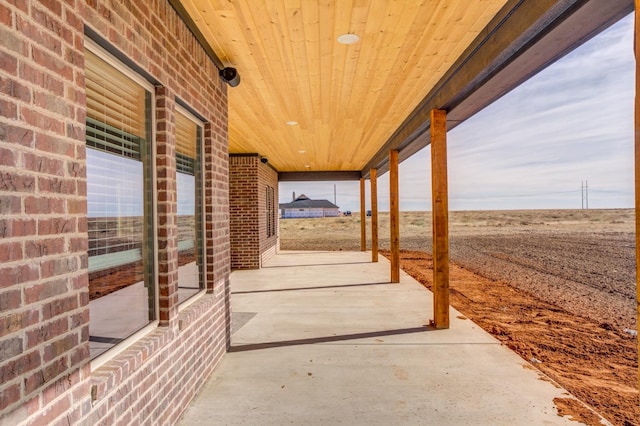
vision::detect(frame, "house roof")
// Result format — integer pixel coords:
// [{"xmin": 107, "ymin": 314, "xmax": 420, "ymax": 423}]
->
[{"xmin": 279, "ymin": 194, "xmax": 339, "ymax": 210}]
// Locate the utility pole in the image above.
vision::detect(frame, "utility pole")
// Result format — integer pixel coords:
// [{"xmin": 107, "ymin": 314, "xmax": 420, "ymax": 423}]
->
[{"xmin": 581, "ymin": 181, "xmax": 589, "ymax": 210}]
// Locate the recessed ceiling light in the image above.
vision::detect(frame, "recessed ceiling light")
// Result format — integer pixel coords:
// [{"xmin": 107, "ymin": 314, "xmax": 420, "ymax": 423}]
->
[
  {"xmin": 298, "ymin": 150, "xmax": 306, "ymax": 154},
  {"xmin": 305, "ymin": 164, "xmax": 311, "ymax": 168},
  {"xmin": 337, "ymin": 33, "xmax": 360, "ymax": 45},
  {"xmin": 286, "ymin": 121, "xmax": 298, "ymax": 126}
]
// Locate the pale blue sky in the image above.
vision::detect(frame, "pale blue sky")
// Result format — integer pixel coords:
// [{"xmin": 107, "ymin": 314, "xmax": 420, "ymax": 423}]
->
[{"xmin": 280, "ymin": 13, "xmax": 635, "ymax": 212}]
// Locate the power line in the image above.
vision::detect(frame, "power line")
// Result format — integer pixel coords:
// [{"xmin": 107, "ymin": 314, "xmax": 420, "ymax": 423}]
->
[{"xmin": 449, "ymin": 190, "xmax": 581, "ymax": 201}]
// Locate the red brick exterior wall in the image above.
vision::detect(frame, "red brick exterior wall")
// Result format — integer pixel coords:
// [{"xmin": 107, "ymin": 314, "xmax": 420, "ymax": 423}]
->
[
  {"xmin": 258, "ymin": 159, "xmax": 278, "ymax": 265},
  {"xmin": 156, "ymin": 86, "xmax": 179, "ymax": 326},
  {"xmin": 229, "ymin": 155, "xmax": 278, "ymax": 269},
  {"xmin": 0, "ymin": 0, "xmax": 90, "ymax": 423},
  {"xmin": 0, "ymin": 1, "xmax": 231, "ymax": 425},
  {"xmin": 229, "ymin": 155, "xmax": 259, "ymax": 269}
]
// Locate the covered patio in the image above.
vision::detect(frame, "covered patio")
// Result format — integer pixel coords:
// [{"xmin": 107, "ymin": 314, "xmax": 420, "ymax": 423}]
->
[
  {"xmin": 178, "ymin": 251, "xmax": 603, "ymax": 425},
  {"xmin": 1, "ymin": 0, "xmax": 637, "ymax": 424}
]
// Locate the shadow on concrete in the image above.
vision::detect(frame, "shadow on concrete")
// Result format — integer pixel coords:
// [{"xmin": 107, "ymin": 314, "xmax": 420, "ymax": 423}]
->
[
  {"xmin": 262, "ymin": 261, "xmax": 371, "ymax": 269},
  {"xmin": 275, "ymin": 251, "xmax": 346, "ymax": 255},
  {"xmin": 229, "ymin": 326, "xmax": 433, "ymax": 352},
  {"xmin": 231, "ymin": 281, "xmax": 391, "ymax": 295}
]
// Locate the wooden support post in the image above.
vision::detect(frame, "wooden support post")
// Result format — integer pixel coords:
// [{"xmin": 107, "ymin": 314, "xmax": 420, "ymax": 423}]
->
[
  {"xmin": 390, "ymin": 150, "xmax": 400, "ymax": 282},
  {"xmin": 370, "ymin": 168, "xmax": 378, "ymax": 262},
  {"xmin": 634, "ymin": 0, "xmax": 640, "ymax": 393},
  {"xmin": 360, "ymin": 178, "xmax": 366, "ymax": 251},
  {"xmin": 430, "ymin": 109, "xmax": 449, "ymax": 329}
]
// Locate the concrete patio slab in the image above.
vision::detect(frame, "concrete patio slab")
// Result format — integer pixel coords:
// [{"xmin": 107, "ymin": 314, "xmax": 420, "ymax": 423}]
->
[{"xmin": 178, "ymin": 251, "xmax": 607, "ymax": 425}]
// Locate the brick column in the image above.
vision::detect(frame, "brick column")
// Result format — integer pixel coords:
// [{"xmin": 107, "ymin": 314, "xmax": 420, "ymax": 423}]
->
[
  {"xmin": 204, "ymin": 121, "xmax": 231, "ymax": 291},
  {"xmin": 155, "ymin": 86, "xmax": 178, "ymax": 325},
  {"xmin": 229, "ymin": 155, "xmax": 260, "ymax": 269}
]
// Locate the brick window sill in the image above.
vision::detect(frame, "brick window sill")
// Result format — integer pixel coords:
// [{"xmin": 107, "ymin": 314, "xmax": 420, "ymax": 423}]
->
[{"xmin": 90, "ymin": 294, "xmax": 219, "ymax": 402}]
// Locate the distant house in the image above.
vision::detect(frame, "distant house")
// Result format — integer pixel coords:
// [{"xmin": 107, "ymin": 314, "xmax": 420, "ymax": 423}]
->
[{"xmin": 280, "ymin": 194, "xmax": 340, "ymax": 218}]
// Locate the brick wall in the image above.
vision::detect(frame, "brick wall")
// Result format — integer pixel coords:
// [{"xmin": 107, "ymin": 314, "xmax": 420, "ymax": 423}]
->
[
  {"xmin": 258, "ymin": 159, "xmax": 278, "ymax": 265},
  {"xmin": 155, "ymin": 86, "xmax": 179, "ymax": 326},
  {"xmin": 0, "ymin": 1, "xmax": 231, "ymax": 425},
  {"xmin": 229, "ymin": 155, "xmax": 259, "ymax": 269},
  {"xmin": 229, "ymin": 154, "xmax": 278, "ymax": 269},
  {"xmin": 0, "ymin": 0, "xmax": 90, "ymax": 423}
]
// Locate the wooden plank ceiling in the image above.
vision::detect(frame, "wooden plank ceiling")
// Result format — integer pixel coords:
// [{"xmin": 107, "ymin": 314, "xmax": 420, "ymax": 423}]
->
[{"xmin": 178, "ymin": 0, "xmax": 508, "ymax": 172}]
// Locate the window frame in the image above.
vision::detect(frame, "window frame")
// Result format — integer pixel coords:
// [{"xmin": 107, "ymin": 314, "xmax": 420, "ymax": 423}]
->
[
  {"xmin": 175, "ymin": 104, "xmax": 207, "ymax": 310},
  {"xmin": 86, "ymin": 37, "xmax": 159, "ymax": 370}
]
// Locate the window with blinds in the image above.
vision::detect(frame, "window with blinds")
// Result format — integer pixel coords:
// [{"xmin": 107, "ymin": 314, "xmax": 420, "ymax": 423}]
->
[
  {"xmin": 85, "ymin": 45, "xmax": 155, "ymax": 360},
  {"xmin": 176, "ymin": 110, "xmax": 197, "ymax": 175},
  {"xmin": 85, "ymin": 49, "xmax": 147, "ymax": 138},
  {"xmin": 176, "ymin": 109, "xmax": 204, "ymax": 304}
]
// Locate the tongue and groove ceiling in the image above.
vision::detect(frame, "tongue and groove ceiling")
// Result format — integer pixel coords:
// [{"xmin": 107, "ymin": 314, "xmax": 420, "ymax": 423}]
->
[{"xmin": 174, "ymin": 0, "xmax": 633, "ymax": 177}]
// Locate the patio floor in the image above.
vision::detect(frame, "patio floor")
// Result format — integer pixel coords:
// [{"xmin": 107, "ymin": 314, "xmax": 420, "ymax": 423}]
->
[{"xmin": 178, "ymin": 250, "xmax": 606, "ymax": 425}]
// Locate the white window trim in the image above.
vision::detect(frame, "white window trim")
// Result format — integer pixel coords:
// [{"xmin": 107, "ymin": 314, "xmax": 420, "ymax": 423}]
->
[{"xmin": 86, "ymin": 37, "xmax": 160, "ymax": 370}]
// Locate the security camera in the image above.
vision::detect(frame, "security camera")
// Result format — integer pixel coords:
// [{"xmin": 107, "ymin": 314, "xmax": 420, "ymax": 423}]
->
[
  {"xmin": 219, "ymin": 67, "xmax": 240, "ymax": 87},
  {"xmin": 260, "ymin": 157, "xmax": 268, "ymax": 164}
]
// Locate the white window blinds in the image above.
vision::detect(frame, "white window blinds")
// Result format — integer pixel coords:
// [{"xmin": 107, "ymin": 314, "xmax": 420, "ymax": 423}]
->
[
  {"xmin": 176, "ymin": 111, "xmax": 198, "ymax": 175},
  {"xmin": 85, "ymin": 49, "xmax": 147, "ymax": 138}
]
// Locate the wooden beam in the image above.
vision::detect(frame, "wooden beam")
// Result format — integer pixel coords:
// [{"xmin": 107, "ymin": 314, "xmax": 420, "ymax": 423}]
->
[
  {"xmin": 360, "ymin": 178, "xmax": 366, "ymax": 251},
  {"xmin": 370, "ymin": 168, "xmax": 378, "ymax": 263},
  {"xmin": 634, "ymin": 0, "xmax": 640, "ymax": 395},
  {"xmin": 430, "ymin": 109, "xmax": 449, "ymax": 329},
  {"xmin": 278, "ymin": 171, "xmax": 362, "ymax": 181},
  {"xmin": 390, "ymin": 150, "xmax": 400, "ymax": 283}
]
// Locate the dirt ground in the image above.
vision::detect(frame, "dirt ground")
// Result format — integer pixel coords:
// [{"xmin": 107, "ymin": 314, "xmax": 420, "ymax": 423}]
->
[{"xmin": 279, "ymin": 209, "xmax": 639, "ymax": 425}]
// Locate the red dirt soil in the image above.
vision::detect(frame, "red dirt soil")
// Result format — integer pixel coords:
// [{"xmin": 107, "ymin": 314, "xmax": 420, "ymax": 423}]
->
[{"xmin": 381, "ymin": 249, "xmax": 639, "ymax": 426}]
